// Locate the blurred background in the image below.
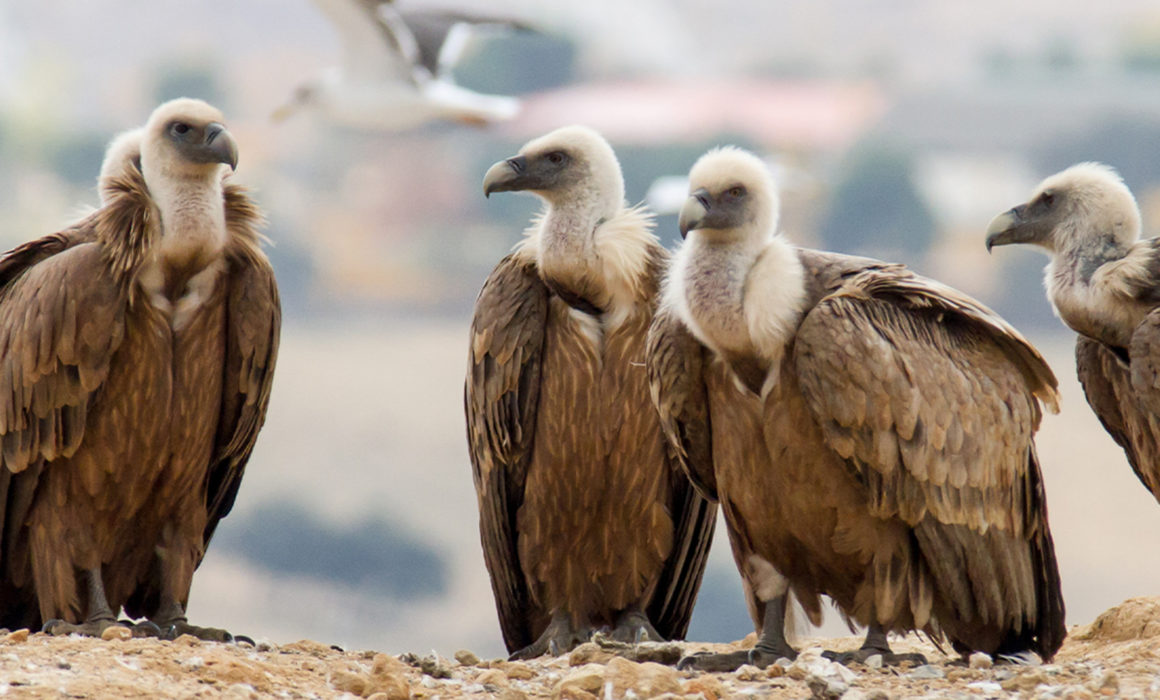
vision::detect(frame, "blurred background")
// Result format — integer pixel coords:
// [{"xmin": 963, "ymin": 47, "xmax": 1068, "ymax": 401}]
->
[{"xmin": 2, "ymin": 0, "xmax": 1160, "ymax": 658}]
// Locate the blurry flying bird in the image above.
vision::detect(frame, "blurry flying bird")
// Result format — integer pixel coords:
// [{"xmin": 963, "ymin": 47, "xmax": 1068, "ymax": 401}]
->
[{"xmin": 275, "ymin": 0, "xmax": 530, "ymax": 130}]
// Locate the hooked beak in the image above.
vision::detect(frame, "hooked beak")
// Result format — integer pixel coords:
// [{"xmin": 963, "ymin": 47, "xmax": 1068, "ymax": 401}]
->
[
  {"xmin": 984, "ymin": 205, "xmax": 1032, "ymax": 252},
  {"xmin": 483, "ymin": 155, "xmax": 528, "ymax": 198},
  {"xmin": 203, "ymin": 123, "xmax": 239, "ymax": 171},
  {"xmin": 678, "ymin": 188, "xmax": 711, "ymax": 238}
]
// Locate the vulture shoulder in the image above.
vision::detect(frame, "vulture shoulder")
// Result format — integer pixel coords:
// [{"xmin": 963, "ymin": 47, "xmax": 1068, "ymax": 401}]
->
[
  {"xmin": 791, "ymin": 266, "xmax": 1059, "ymax": 534},
  {"xmin": 202, "ymin": 184, "xmax": 282, "ymax": 547},
  {"xmin": 465, "ymin": 252, "xmax": 549, "ymax": 653},
  {"xmin": 646, "ymin": 305, "xmax": 718, "ymax": 501}
]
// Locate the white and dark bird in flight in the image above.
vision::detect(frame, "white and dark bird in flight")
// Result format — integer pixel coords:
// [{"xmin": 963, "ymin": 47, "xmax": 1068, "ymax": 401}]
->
[
  {"xmin": 275, "ymin": 0, "xmax": 529, "ymax": 130},
  {"xmin": 987, "ymin": 163, "xmax": 1160, "ymax": 506}
]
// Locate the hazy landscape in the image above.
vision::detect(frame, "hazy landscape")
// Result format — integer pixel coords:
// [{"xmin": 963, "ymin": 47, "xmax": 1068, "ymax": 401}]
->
[{"xmin": 2, "ymin": 0, "xmax": 1160, "ymax": 667}]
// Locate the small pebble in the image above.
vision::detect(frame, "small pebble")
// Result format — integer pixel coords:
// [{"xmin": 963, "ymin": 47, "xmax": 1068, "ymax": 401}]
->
[
  {"xmin": 455, "ymin": 649, "xmax": 481, "ymax": 666},
  {"xmin": 908, "ymin": 663, "xmax": 944, "ymax": 680},
  {"xmin": 173, "ymin": 634, "xmax": 200, "ymax": 647},
  {"xmin": 55, "ymin": 658, "xmax": 71, "ymax": 670},
  {"xmin": 968, "ymin": 651, "xmax": 993, "ymax": 669},
  {"xmin": 5, "ymin": 629, "xmax": 29, "ymax": 644},
  {"xmin": 101, "ymin": 626, "xmax": 131, "ymax": 642},
  {"xmin": 864, "ymin": 653, "xmax": 883, "ymax": 669},
  {"xmin": 734, "ymin": 664, "xmax": 763, "ymax": 681}
]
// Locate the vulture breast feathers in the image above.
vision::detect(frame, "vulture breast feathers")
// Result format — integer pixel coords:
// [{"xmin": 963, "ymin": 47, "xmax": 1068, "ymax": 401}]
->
[
  {"xmin": 650, "ymin": 147, "xmax": 1065, "ymax": 667},
  {"xmin": 467, "ymin": 126, "xmax": 716, "ymax": 658},
  {"xmin": 988, "ymin": 162, "xmax": 1160, "ymax": 503},
  {"xmin": 0, "ymin": 99, "xmax": 279, "ymax": 639}
]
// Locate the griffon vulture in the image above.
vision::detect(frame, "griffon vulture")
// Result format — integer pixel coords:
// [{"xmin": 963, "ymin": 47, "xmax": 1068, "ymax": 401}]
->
[
  {"xmin": 0, "ymin": 99, "xmax": 280, "ymax": 641},
  {"xmin": 273, "ymin": 0, "xmax": 524, "ymax": 130},
  {"xmin": 467, "ymin": 126, "xmax": 716, "ymax": 658},
  {"xmin": 649, "ymin": 147, "xmax": 1065, "ymax": 670},
  {"xmin": 987, "ymin": 162, "xmax": 1160, "ymax": 504}
]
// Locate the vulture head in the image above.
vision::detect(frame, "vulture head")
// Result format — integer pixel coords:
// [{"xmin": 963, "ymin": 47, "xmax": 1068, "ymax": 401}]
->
[
  {"xmin": 482, "ymin": 125, "xmax": 624, "ymax": 217},
  {"xmin": 140, "ymin": 98, "xmax": 239, "ymax": 184},
  {"xmin": 679, "ymin": 147, "xmax": 779, "ymax": 243},
  {"xmin": 986, "ymin": 162, "xmax": 1141, "ymax": 255}
]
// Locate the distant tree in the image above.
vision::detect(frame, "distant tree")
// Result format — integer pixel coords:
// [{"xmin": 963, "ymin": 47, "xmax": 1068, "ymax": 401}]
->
[
  {"xmin": 819, "ymin": 144, "xmax": 936, "ymax": 265},
  {"xmin": 212, "ymin": 500, "xmax": 449, "ymax": 599},
  {"xmin": 1043, "ymin": 36, "xmax": 1080, "ymax": 74}
]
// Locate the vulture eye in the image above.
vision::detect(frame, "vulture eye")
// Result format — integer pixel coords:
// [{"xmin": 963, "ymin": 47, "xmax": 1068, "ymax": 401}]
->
[
  {"xmin": 546, "ymin": 151, "xmax": 566, "ymax": 166},
  {"xmin": 726, "ymin": 186, "xmax": 746, "ymax": 199},
  {"xmin": 171, "ymin": 122, "xmax": 191, "ymax": 137},
  {"xmin": 1042, "ymin": 191, "xmax": 1055, "ymax": 207}
]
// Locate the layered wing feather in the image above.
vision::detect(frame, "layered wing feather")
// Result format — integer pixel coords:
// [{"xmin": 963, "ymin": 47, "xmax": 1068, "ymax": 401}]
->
[
  {"xmin": 1076, "ymin": 321, "xmax": 1160, "ymax": 500},
  {"xmin": 792, "ymin": 266, "xmax": 1065, "ymax": 658},
  {"xmin": 0, "ymin": 225, "xmax": 127, "ymax": 621},
  {"xmin": 465, "ymin": 253, "xmax": 549, "ymax": 653},
  {"xmin": 646, "ymin": 306, "xmax": 718, "ymax": 502},
  {"xmin": 793, "ymin": 267, "xmax": 1058, "ymax": 534},
  {"xmin": 202, "ymin": 186, "xmax": 281, "ymax": 547}
]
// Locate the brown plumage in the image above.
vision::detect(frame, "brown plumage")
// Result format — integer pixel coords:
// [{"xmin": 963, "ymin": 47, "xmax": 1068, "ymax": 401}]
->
[
  {"xmin": 650, "ymin": 147, "xmax": 1065, "ymax": 670},
  {"xmin": 987, "ymin": 162, "xmax": 1160, "ymax": 504},
  {"xmin": 0, "ymin": 99, "xmax": 280, "ymax": 640},
  {"xmin": 467, "ymin": 126, "xmax": 716, "ymax": 658}
]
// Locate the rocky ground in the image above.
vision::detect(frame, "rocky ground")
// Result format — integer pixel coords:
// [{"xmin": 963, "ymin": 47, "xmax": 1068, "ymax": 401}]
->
[{"xmin": 2, "ymin": 598, "xmax": 1159, "ymax": 699}]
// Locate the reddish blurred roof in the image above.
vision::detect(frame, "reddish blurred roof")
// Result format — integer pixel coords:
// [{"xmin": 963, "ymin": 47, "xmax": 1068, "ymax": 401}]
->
[{"xmin": 505, "ymin": 79, "xmax": 888, "ymax": 151}]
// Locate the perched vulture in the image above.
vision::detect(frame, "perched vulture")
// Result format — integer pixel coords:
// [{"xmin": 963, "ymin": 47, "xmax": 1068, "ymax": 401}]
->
[
  {"xmin": 0, "ymin": 99, "xmax": 280, "ymax": 640},
  {"xmin": 649, "ymin": 147, "xmax": 1065, "ymax": 670},
  {"xmin": 274, "ymin": 0, "xmax": 525, "ymax": 130},
  {"xmin": 467, "ymin": 126, "xmax": 716, "ymax": 658},
  {"xmin": 987, "ymin": 162, "xmax": 1160, "ymax": 504}
]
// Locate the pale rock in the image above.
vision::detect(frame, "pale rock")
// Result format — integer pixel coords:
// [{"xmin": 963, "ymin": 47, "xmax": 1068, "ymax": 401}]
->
[
  {"xmin": 173, "ymin": 634, "xmax": 200, "ymax": 647},
  {"xmin": 182, "ymin": 656, "xmax": 205, "ymax": 671},
  {"xmin": 497, "ymin": 688, "xmax": 529, "ymax": 700},
  {"xmin": 330, "ymin": 669, "xmax": 370, "ymax": 695},
  {"xmin": 907, "ymin": 664, "xmax": 944, "ymax": 679},
  {"xmin": 682, "ymin": 675, "xmax": 726, "ymax": 699},
  {"xmin": 500, "ymin": 660, "xmax": 536, "ymax": 680},
  {"xmin": 4, "ymin": 629, "xmax": 29, "ymax": 644},
  {"xmin": 604, "ymin": 656, "xmax": 682, "ymax": 698},
  {"xmin": 1001, "ymin": 668, "xmax": 1050, "ymax": 692},
  {"xmin": 806, "ymin": 673, "xmax": 849, "ymax": 699},
  {"xmin": 568, "ymin": 642, "xmax": 613, "ymax": 666},
  {"xmin": 418, "ymin": 653, "xmax": 452, "ymax": 678},
  {"xmin": 863, "ymin": 654, "xmax": 883, "ymax": 669},
  {"xmin": 372, "ymin": 653, "xmax": 409, "ymax": 677},
  {"xmin": 101, "ymin": 626, "xmax": 131, "ymax": 642},
  {"xmin": 734, "ymin": 664, "xmax": 763, "ymax": 681},
  {"xmin": 967, "ymin": 681, "xmax": 1003, "ymax": 693},
  {"xmin": 477, "ymin": 668, "xmax": 509, "ymax": 687},
  {"xmin": 224, "ymin": 683, "xmax": 259, "ymax": 699},
  {"xmin": 968, "ymin": 650, "xmax": 994, "ymax": 668},
  {"xmin": 454, "ymin": 649, "xmax": 481, "ymax": 666},
  {"xmin": 552, "ymin": 664, "xmax": 605, "ymax": 698}
]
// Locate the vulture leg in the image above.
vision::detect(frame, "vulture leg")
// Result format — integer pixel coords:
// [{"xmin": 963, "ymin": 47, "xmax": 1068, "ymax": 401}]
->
[
  {"xmin": 609, "ymin": 608, "xmax": 663, "ymax": 644},
  {"xmin": 678, "ymin": 593, "xmax": 798, "ymax": 671},
  {"xmin": 822, "ymin": 623, "xmax": 927, "ymax": 666},
  {"xmin": 151, "ymin": 597, "xmax": 233, "ymax": 643},
  {"xmin": 43, "ymin": 569, "xmax": 126, "ymax": 637},
  {"xmin": 509, "ymin": 611, "xmax": 594, "ymax": 660}
]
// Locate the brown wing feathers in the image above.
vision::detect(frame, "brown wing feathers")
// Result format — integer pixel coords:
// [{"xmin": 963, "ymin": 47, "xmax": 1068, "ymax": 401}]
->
[{"xmin": 466, "ymin": 254, "xmax": 549, "ymax": 653}]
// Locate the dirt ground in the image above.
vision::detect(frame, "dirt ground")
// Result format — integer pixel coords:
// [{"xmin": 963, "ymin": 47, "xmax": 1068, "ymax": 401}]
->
[{"xmin": 1, "ymin": 597, "xmax": 1157, "ymax": 699}]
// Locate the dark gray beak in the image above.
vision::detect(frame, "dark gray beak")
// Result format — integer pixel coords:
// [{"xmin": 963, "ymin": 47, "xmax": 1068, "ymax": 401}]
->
[
  {"xmin": 203, "ymin": 123, "xmax": 238, "ymax": 171},
  {"xmin": 678, "ymin": 188, "xmax": 711, "ymax": 238},
  {"xmin": 985, "ymin": 204, "xmax": 1036, "ymax": 252},
  {"xmin": 483, "ymin": 155, "xmax": 528, "ymax": 198}
]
